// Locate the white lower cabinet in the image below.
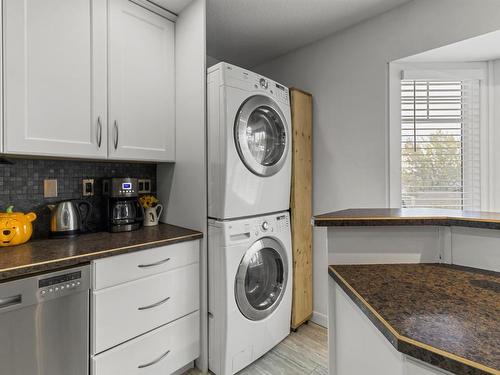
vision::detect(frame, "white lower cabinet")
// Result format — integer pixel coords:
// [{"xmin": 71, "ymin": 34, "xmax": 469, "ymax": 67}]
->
[
  {"xmin": 91, "ymin": 240, "xmax": 200, "ymax": 374},
  {"xmin": 93, "ymin": 241, "xmax": 199, "ymax": 291},
  {"xmin": 93, "ymin": 263, "xmax": 199, "ymax": 353},
  {"xmin": 92, "ymin": 311, "xmax": 200, "ymax": 375}
]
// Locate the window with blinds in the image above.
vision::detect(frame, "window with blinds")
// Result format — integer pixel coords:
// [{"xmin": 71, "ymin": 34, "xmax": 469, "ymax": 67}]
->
[{"xmin": 401, "ymin": 79, "xmax": 481, "ymax": 210}]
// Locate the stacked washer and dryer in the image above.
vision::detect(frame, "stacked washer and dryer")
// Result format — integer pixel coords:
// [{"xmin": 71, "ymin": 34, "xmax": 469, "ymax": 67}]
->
[{"xmin": 207, "ymin": 62, "xmax": 293, "ymax": 375}]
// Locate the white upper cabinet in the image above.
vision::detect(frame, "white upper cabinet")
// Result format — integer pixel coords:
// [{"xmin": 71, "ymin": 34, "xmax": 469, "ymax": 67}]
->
[
  {"xmin": 2, "ymin": 0, "xmax": 175, "ymax": 162},
  {"xmin": 3, "ymin": 0, "xmax": 107, "ymax": 159},
  {"xmin": 108, "ymin": 0, "xmax": 175, "ymax": 162}
]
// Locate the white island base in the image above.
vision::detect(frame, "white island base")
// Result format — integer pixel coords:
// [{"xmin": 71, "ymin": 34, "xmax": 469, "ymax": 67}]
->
[{"xmin": 329, "ymin": 279, "xmax": 453, "ymax": 375}]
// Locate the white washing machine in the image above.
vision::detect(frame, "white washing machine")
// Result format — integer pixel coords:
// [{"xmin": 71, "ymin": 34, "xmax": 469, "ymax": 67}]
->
[
  {"xmin": 208, "ymin": 212, "xmax": 292, "ymax": 375},
  {"xmin": 207, "ymin": 62, "xmax": 292, "ymax": 220}
]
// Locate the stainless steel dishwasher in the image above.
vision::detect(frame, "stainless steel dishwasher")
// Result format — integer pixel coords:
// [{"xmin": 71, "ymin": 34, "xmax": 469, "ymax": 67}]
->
[{"xmin": 0, "ymin": 265, "xmax": 90, "ymax": 375}]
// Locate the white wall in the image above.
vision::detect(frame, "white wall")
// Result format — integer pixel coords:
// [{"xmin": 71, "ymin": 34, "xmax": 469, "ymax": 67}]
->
[
  {"xmin": 157, "ymin": 0, "xmax": 207, "ymax": 371},
  {"xmin": 254, "ymin": 0, "xmax": 500, "ymax": 326}
]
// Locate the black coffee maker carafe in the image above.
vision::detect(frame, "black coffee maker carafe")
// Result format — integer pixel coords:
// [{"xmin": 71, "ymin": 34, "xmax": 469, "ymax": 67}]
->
[{"xmin": 103, "ymin": 178, "xmax": 143, "ymax": 232}]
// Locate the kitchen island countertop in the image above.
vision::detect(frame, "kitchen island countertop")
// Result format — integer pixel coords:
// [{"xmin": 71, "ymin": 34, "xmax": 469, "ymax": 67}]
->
[
  {"xmin": 314, "ymin": 208, "xmax": 500, "ymax": 230},
  {"xmin": 0, "ymin": 223, "xmax": 203, "ymax": 281},
  {"xmin": 329, "ymin": 263, "xmax": 500, "ymax": 375}
]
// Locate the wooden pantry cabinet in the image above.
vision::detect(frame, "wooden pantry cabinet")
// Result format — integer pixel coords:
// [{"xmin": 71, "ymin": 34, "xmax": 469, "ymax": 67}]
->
[
  {"xmin": 2, "ymin": 0, "xmax": 175, "ymax": 162},
  {"xmin": 290, "ymin": 88, "xmax": 313, "ymax": 330}
]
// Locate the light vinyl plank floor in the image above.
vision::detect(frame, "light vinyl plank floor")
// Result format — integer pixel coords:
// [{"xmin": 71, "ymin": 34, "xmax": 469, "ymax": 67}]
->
[{"xmin": 185, "ymin": 322, "xmax": 327, "ymax": 375}]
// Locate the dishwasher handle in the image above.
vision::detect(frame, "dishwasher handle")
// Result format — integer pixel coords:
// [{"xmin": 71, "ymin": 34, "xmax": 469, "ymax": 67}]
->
[{"xmin": 0, "ymin": 294, "xmax": 22, "ymax": 310}]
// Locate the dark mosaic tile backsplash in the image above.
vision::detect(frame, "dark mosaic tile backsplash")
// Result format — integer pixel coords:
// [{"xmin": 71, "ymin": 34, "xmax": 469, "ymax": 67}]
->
[{"xmin": 0, "ymin": 158, "xmax": 157, "ymax": 239}]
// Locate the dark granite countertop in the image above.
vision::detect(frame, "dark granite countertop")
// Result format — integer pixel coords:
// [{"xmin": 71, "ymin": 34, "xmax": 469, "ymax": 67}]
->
[
  {"xmin": 329, "ymin": 263, "xmax": 500, "ymax": 375},
  {"xmin": 315, "ymin": 208, "xmax": 500, "ymax": 230},
  {"xmin": 0, "ymin": 223, "xmax": 203, "ymax": 281}
]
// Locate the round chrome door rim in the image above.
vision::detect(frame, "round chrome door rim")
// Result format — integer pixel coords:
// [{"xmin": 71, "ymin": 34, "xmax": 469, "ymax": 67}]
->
[
  {"xmin": 234, "ymin": 237, "xmax": 289, "ymax": 321},
  {"xmin": 234, "ymin": 95, "xmax": 289, "ymax": 177}
]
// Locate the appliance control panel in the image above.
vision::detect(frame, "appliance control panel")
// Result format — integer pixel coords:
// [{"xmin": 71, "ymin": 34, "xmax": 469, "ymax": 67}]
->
[
  {"xmin": 274, "ymin": 83, "xmax": 290, "ymax": 103},
  {"xmin": 35, "ymin": 266, "xmax": 90, "ymax": 301},
  {"xmin": 103, "ymin": 178, "xmax": 139, "ymax": 198},
  {"xmin": 276, "ymin": 214, "xmax": 290, "ymax": 232},
  {"xmin": 223, "ymin": 64, "xmax": 290, "ymax": 105},
  {"xmin": 254, "ymin": 213, "xmax": 289, "ymax": 235},
  {"xmin": 251, "ymin": 77, "xmax": 289, "ymax": 104},
  {"xmin": 38, "ymin": 270, "xmax": 84, "ymax": 298},
  {"xmin": 221, "ymin": 212, "xmax": 290, "ymax": 244}
]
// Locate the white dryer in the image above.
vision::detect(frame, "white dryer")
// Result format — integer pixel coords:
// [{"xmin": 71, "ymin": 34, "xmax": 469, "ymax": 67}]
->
[
  {"xmin": 208, "ymin": 212, "xmax": 292, "ymax": 375},
  {"xmin": 208, "ymin": 62, "xmax": 292, "ymax": 220}
]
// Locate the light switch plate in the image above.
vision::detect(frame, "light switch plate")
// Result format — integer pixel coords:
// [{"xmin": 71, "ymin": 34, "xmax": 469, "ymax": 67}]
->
[
  {"xmin": 138, "ymin": 179, "xmax": 151, "ymax": 194},
  {"xmin": 44, "ymin": 179, "xmax": 58, "ymax": 198},
  {"xmin": 82, "ymin": 179, "xmax": 94, "ymax": 196}
]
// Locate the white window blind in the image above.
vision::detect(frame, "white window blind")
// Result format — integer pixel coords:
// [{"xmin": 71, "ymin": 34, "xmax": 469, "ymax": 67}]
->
[{"xmin": 401, "ymin": 79, "xmax": 481, "ymax": 210}]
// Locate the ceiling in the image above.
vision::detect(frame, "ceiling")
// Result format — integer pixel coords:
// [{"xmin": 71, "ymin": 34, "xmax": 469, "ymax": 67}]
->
[
  {"xmin": 398, "ymin": 29, "xmax": 500, "ymax": 62},
  {"xmin": 207, "ymin": 0, "xmax": 413, "ymax": 67},
  {"xmin": 150, "ymin": 0, "xmax": 193, "ymax": 14}
]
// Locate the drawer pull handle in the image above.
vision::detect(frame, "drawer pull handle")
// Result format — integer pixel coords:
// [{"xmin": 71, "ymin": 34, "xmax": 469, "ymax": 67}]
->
[
  {"xmin": 138, "ymin": 296, "xmax": 171, "ymax": 311},
  {"xmin": 138, "ymin": 349, "xmax": 171, "ymax": 369},
  {"xmin": 138, "ymin": 257, "xmax": 171, "ymax": 268}
]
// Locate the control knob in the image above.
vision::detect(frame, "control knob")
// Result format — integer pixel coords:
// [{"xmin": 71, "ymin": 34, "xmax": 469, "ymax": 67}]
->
[
  {"xmin": 261, "ymin": 221, "xmax": 269, "ymax": 231},
  {"xmin": 259, "ymin": 78, "xmax": 268, "ymax": 89}
]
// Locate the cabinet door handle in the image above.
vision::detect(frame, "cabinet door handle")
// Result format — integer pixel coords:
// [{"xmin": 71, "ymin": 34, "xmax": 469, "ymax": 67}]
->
[
  {"xmin": 113, "ymin": 121, "xmax": 119, "ymax": 150},
  {"xmin": 97, "ymin": 117, "xmax": 102, "ymax": 148},
  {"xmin": 137, "ymin": 349, "xmax": 171, "ymax": 369},
  {"xmin": 138, "ymin": 296, "xmax": 171, "ymax": 311},
  {"xmin": 138, "ymin": 257, "xmax": 171, "ymax": 268}
]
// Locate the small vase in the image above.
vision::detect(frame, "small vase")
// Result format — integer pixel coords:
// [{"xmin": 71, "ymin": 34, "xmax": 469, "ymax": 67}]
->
[{"xmin": 143, "ymin": 204, "xmax": 163, "ymax": 227}]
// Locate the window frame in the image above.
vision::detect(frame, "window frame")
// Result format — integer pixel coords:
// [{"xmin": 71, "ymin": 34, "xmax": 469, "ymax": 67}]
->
[{"xmin": 388, "ymin": 62, "xmax": 490, "ymax": 210}]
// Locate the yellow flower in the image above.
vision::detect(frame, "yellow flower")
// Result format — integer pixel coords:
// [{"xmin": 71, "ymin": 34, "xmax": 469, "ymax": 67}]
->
[{"xmin": 140, "ymin": 195, "xmax": 159, "ymax": 208}]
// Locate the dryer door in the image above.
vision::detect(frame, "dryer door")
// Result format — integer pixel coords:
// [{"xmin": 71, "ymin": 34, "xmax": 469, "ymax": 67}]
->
[
  {"xmin": 234, "ymin": 95, "xmax": 289, "ymax": 177},
  {"xmin": 235, "ymin": 237, "xmax": 289, "ymax": 321}
]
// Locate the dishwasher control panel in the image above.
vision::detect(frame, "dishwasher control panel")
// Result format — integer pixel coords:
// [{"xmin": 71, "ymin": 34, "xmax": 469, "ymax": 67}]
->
[{"xmin": 38, "ymin": 270, "xmax": 84, "ymax": 297}]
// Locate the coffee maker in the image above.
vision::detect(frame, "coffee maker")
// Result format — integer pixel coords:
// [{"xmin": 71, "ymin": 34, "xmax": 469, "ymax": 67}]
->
[{"xmin": 103, "ymin": 178, "xmax": 143, "ymax": 232}]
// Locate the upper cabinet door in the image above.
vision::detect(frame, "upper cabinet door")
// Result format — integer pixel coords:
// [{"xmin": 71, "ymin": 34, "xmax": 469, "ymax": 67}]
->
[
  {"xmin": 108, "ymin": 0, "xmax": 175, "ymax": 162},
  {"xmin": 3, "ymin": 0, "xmax": 107, "ymax": 159}
]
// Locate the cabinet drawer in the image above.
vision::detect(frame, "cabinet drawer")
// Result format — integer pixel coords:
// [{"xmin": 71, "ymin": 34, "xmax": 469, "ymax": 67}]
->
[
  {"xmin": 92, "ymin": 240, "xmax": 199, "ymax": 290},
  {"xmin": 92, "ymin": 311, "xmax": 199, "ymax": 375},
  {"xmin": 92, "ymin": 263, "xmax": 199, "ymax": 354}
]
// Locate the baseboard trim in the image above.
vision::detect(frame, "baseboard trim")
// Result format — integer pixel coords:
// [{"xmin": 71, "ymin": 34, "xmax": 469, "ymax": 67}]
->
[
  {"xmin": 311, "ymin": 311, "xmax": 328, "ymax": 328},
  {"xmin": 172, "ymin": 361, "xmax": 195, "ymax": 375}
]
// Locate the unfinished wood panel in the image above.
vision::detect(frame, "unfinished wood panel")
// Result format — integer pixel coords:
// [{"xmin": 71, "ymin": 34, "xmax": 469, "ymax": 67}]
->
[{"xmin": 290, "ymin": 88, "xmax": 313, "ymax": 330}]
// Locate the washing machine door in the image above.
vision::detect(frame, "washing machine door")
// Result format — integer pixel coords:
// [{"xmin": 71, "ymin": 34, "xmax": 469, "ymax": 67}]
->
[
  {"xmin": 235, "ymin": 237, "xmax": 289, "ymax": 321},
  {"xmin": 234, "ymin": 95, "xmax": 289, "ymax": 177}
]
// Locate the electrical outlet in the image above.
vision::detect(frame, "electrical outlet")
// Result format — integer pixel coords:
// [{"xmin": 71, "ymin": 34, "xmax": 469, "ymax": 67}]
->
[
  {"xmin": 82, "ymin": 179, "xmax": 94, "ymax": 196},
  {"xmin": 138, "ymin": 179, "xmax": 151, "ymax": 194},
  {"xmin": 44, "ymin": 179, "xmax": 58, "ymax": 198}
]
